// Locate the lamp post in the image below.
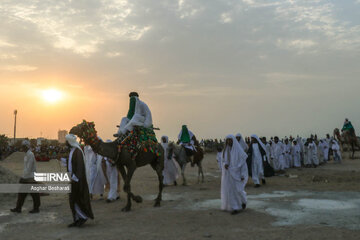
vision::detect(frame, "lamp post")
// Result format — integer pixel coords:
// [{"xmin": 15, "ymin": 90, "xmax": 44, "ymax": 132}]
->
[{"xmin": 13, "ymin": 110, "xmax": 17, "ymax": 143}]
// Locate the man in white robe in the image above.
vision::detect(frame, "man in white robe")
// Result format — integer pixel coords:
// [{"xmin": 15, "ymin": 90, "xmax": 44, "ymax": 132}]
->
[
  {"xmin": 263, "ymin": 137, "xmax": 271, "ymax": 163},
  {"xmin": 85, "ymin": 145, "xmax": 106, "ymax": 198},
  {"xmin": 271, "ymin": 137, "xmax": 286, "ymax": 172},
  {"xmin": 161, "ymin": 136, "xmax": 179, "ymax": 186},
  {"xmin": 83, "ymin": 145, "xmax": 93, "ymax": 186},
  {"xmin": 65, "ymin": 134, "xmax": 94, "ymax": 227},
  {"xmin": 221, "ymin": 135, "xmax": 248, "ymax": 215},
  {"xmin": 104, "ymin": 140, "xmax": 120, "ymax": 203},
  {"xmin": 216, "ymin": 146, "xmax": 223, "ymax": 171},
  {"xmin": 322, "ymin": 139, "xmax": 329, "ymax": 162},
  {"xmin": 247, "ymin": 134, "xmax": 266, "ymax": 187},
  {"xmin": 178, "ymin": 125, "xmax": 198, "ymax": 165},
  {"xmin": 331, "ymin": 140, "xmax": 342, "ymax": 163},
  {"xmin": 116, "ymin": 92, "xmax": 153, "ymax": 136},
  {"xmin": 307, "ymin": 139, "xmax": 319, "ymax": 167},
  {"xmin": 292, "ymin": 140, "xmax": 301, "ymax": 168},
  {"xmin": 178, "ymin": 125, "xmax": 196, "ymax": 152},
  {"xmin": 236, "ymin": 133, "xmax": 249, "ymax": 152},
  {"xmin": 284, "ymin": 138, "xmax": 292, "ymax": 168}
]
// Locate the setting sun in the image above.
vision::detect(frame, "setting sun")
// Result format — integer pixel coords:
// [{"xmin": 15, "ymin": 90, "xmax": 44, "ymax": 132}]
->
[{"xmin": 42, "ymin": 89, "xmax": 63, "ymax": 103}]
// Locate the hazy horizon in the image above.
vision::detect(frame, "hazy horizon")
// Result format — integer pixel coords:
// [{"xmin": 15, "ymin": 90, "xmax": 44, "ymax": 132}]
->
[{"xmin": 1, "ymin": 0, "xmax": 359, "ymax": 141}]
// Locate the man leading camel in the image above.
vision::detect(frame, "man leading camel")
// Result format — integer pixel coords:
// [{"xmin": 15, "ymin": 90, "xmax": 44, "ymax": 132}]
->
[{"xmin": 65, "ymin": 134, "xmax": 94, "ymax": 227}]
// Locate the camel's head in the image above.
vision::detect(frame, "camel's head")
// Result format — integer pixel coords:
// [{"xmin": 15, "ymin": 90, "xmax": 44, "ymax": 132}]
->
[
  {"xmin": 334, "ymin": 128, "xmax": 340, "ymax": 136},
  {"xmin": 70, "ymin": 120, "xmax": 100, "ymax": 147}
]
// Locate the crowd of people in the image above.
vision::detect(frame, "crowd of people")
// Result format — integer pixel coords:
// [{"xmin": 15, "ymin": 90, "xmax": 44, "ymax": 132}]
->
[
  {"xmin": 215, "ymin": 131, "xmax": 345, "ymax": 215},
  {"xmin": 6, "ymin": 91, "xmax": 353, "ymax": 226}
]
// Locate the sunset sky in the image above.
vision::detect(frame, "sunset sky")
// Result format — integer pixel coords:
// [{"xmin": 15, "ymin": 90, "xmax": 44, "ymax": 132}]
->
[{"xmin": 1, "ymin": 0, "xmax": 360, "ymax": 141}]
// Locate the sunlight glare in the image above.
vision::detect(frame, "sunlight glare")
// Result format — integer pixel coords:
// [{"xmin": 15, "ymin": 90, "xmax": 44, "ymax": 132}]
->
[{"xmin": 42, "ymin": 89, "xmax": 63, "ymax": 103}]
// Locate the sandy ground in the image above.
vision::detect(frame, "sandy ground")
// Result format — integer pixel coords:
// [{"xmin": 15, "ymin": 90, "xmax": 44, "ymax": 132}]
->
[{"xmin": 1, "ymin": 152, "xmax": 360, "ymax": 240}]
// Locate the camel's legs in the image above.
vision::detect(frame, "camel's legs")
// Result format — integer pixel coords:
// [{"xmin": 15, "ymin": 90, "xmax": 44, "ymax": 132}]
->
[
  {"xmin": 151, "ymin": 161, "xmax": 163, "ymax": 207},
  {"xmin": 197, "ymin": 162, "xmax": 204, "ymax": 183},
  {"xmin": 200, "ymin": 162, "xmax": 205, "ymax": 183},
  {"xmin": 352, "ymin": 142, "xmax": 355, "ymax": 159},
  {"xmin": 197, "ymin": 164, "xmax": 201, "ymax": 183},
  {"xmin": 181, "ymin": 164, "xmax": 187, "ymax": 186},
  {"xmin": 120, "ymin": 162, "xmax": 136, "ymax": 212}
]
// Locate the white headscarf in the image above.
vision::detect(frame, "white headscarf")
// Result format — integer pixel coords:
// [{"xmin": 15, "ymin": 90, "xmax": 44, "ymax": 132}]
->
[
  {"xmin": 66, "ymin": 134, "xmax": 85, "ymax": 163},
  {"xmin": 223, "ymin": 134, "xmax": 248, "ymax": 168},
  {"xmin": 250, "ymin": 134, "xmax": 266, "ymax": 152},
  {"xmin": 161, "ymin": 135, "xmax": 169, "ymax": 150},
  {"xmin": 161, "ymin": 136, "xmax": 169, "ymax": 144},
  {"xmin": 235, "ymin": 133, "xmax": 248, "ymax": 151}
]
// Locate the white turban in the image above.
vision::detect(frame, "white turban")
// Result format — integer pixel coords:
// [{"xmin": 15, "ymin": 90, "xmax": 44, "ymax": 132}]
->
[
  {"xmin": 66, "ymin": 134, "xmax": 80, "ymax": 149},
  {"xmin": 66, "ymin": 134, "xmax": 85, "ymax": 162}
]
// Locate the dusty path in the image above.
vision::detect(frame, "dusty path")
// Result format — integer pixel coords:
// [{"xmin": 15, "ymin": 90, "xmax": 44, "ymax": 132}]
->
[{"xmin": 1, "ymin": 153, "xmax": 360, "ymax": 240}]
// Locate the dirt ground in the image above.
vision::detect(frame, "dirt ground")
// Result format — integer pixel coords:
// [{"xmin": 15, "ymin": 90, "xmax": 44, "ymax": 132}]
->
[{"xmin": 1, "ymin": 152, "xmax": 360, "ymax": 240}]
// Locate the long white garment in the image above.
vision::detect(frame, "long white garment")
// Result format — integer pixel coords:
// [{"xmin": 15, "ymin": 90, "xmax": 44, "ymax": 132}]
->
[
  {"xmin": 87, "ymin": 147, "xmax": 106, "ymax": 195},
  {"xmin": 272, "ymin": 142, "xmax": 285, "ymax": 171},
  {"xmin": 216, "ymin": 151, "xmax": 223, "ymax": 171},
  {"xmin": 311, "ymin": 142, "xmax": 319, "ymax": 165},
  {"xmin": 23, "ymin": 150, "xmax": 36, "ymax": 178},
  {"xmin": 284, "ymin": 143, "xmax": 292, "ymax": 168},
  {"xmin": 251, "ymin": 143, "xmax": 264, "ymax": 185},
  {"xmin": 118, "ymin": 97, "xmax": 153, "ymax": 134},
  {"xmin": 304, "ymin": 143, "xmax": 310, "ymax": 165},
  {"xmin": 105, "ymin": 158, "xmax": 119, "ymax": 200},
  {"xmin": 221, "ymin": 135, "xmax": 248, "ymax": 211},
  {"xmin": 307, "ymin": 142, "xmax": 319, "ymax": 166},
  {"xmin": 235, "ymin": 133, "xmax": 249, "ymax": 152},
  {"xmin": 161, "ymin": 136, "xmax": 179, "ymax": 185},
  {"xmin": 265, "ymin": 143, "xmax": 271, "ymax": 163},
  {"xmin": 292, "ymin": 144, "xmax": 301, "ymax": 168},
  {"xmin": 83, "ymin": 146, "xmax": 94, "ymax": 187},
  {"xmin": 332, "ymin": 141, "xmax": 342, "ymax": 163}
]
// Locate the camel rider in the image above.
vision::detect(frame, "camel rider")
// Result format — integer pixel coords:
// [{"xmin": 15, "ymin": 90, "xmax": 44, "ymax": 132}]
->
[
  {"xmin": 177, "ymin": 125, "xmax": 197, "ymax": 162},
  {"xmin": 342, "ymin": 118, "xmax": 355, "ymax": 136},
  {"xmin": 114, "ymin": 92, "xmax": 153, "ymax": 137}
]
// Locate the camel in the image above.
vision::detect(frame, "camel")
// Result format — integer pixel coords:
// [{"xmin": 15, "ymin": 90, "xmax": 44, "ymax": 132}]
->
[
  {"xmin": 333, "ymin": 128, "xmax": 360, "ymax": 159},
  {"xmin": 167, "ymin": 142, "xmax": 204, "ymax": 185},
  {"xmin": 70, "ymin": 120, "xmax": 164, "ymax": 212}
]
